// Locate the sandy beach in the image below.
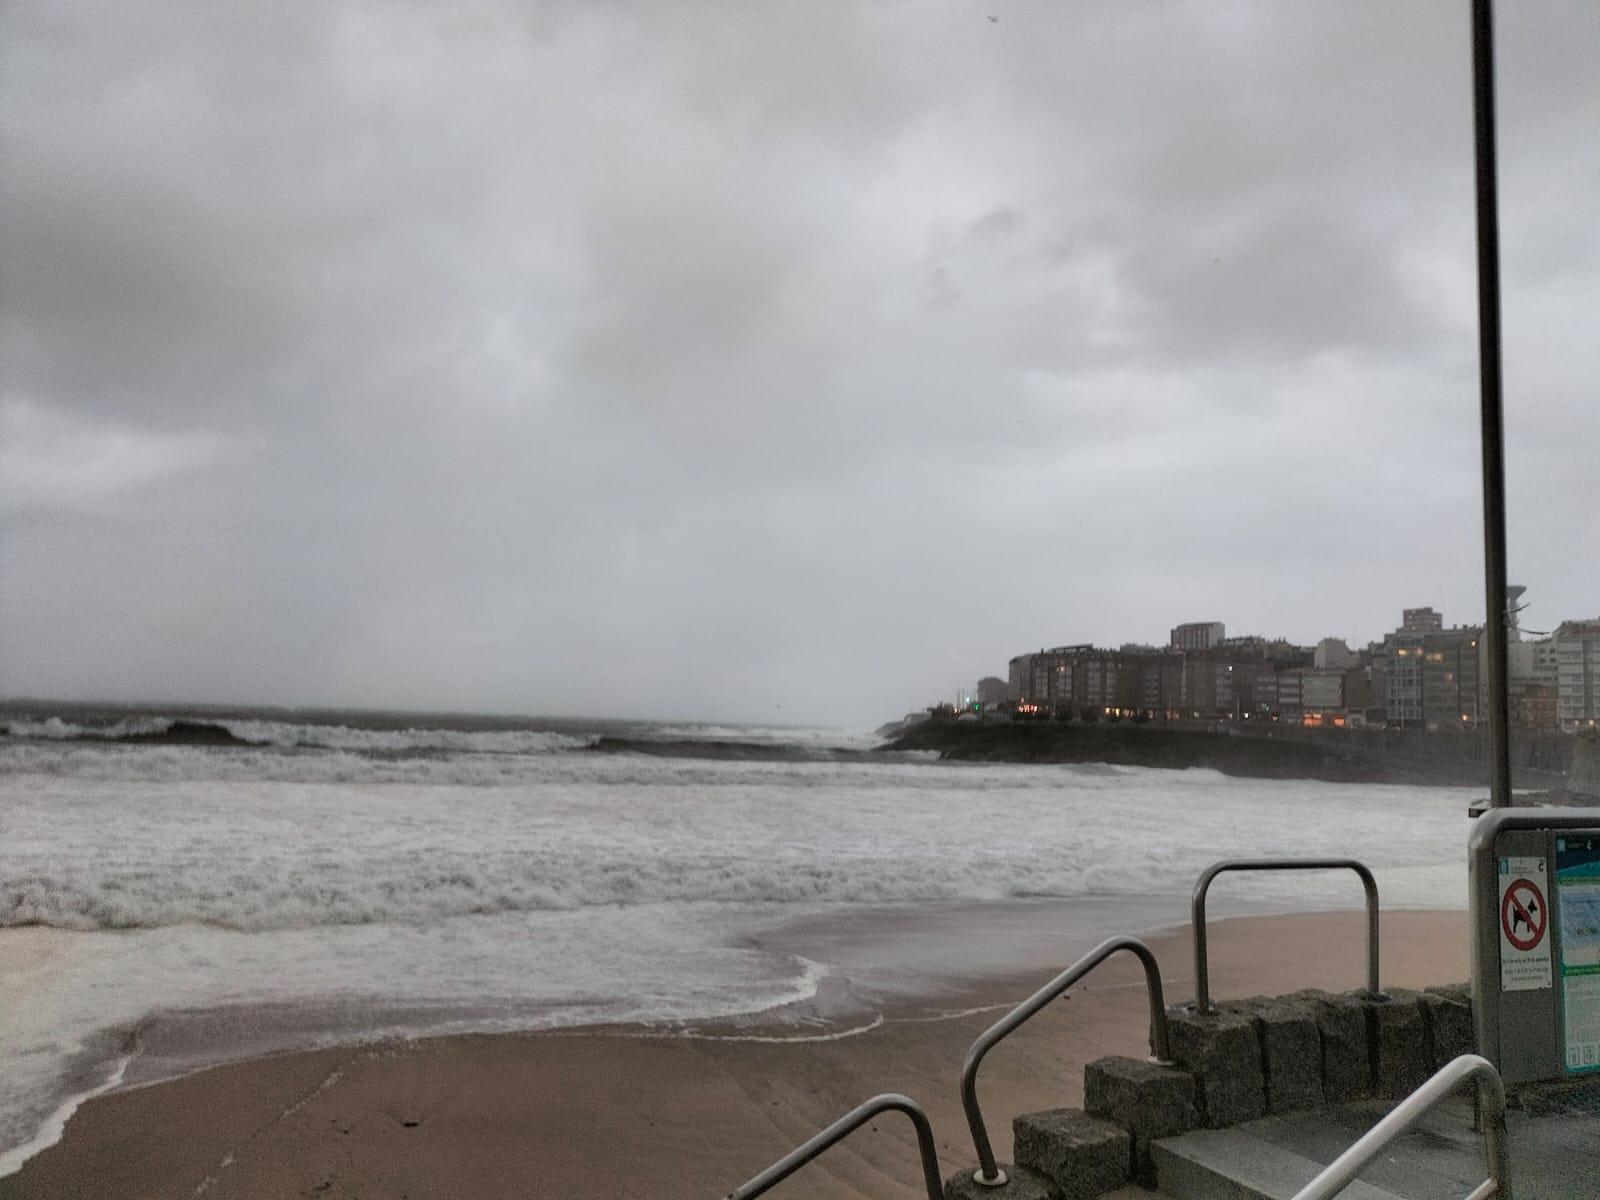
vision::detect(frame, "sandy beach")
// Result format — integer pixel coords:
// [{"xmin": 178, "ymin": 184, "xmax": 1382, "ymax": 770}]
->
[{"xmin": 0, "ymin": 909, "xmax": 1469, "ymax": 1200}]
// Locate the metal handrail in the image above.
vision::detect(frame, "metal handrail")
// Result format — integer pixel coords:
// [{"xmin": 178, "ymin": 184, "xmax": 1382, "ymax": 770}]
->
[
  {"xmin": 960, "ymin": 935, "xmax": 1171, "ymax": 1188},
  {"xmin": 1192, "ymin": 858, "xmax": 1381, "ymax": 1013},
  {"xmin": 1290, "ymin": 1054, "xmax": 1511, "ymax": 1200},
  {"xmin": 721, "ymin": 1092, "xmax": 943, "ymax": 1200}
]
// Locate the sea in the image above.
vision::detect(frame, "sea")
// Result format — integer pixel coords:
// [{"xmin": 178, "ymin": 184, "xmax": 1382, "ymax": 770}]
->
[{"xmin": 0, "ymin": 705, "xmax": 1479, "ymax": 1177}]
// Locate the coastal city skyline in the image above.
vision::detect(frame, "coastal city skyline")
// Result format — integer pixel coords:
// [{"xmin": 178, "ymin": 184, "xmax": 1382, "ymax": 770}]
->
[{"xmin": 951, "ymin": 594, "xmax": 1599, "ymax": 735}]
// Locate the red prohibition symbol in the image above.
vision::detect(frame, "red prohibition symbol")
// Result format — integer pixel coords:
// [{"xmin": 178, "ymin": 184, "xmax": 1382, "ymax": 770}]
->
[{"xmin": 1501, "ymin": 878, "xmax": 1547, "ymax": 952}]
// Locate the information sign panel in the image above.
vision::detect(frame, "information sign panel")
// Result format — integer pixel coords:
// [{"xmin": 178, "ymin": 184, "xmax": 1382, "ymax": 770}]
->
[
  {"xmin": 1498, "ymin": 855, "xmax": 1552, "ymax": 991},
  {"xmin": 1470, "ymin": 808, "xmax": 1600, "ymax": 1084},
  {"xmin": 1556, "ymin": 832, "xmax": 1600, "ymax": 1075}
]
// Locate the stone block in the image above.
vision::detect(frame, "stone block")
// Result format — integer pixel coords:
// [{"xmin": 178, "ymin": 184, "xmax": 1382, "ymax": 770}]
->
[
  {"xmin": 1241, "ymin": 995, "xmax": 1323, "ymax": 1113},
  {"xmin": 943, "ymin": 1163, "xmax": 1052, "ymax": 1200},
  {"xmin": 1164, "ymin": 1007, "xmax": 1266, "ymax": 1128},
  {"xmin": 1366, "ymin": 990, "xmax": 1432, "ymax": 1098},
  {"xmin": 1295, "ymin": 989, "xmax": 1371, "ymax": 1103},
  {"xmin": 1082, "ymin": 1056, "xmax": 1197, "ymax": 1184},
  {"xmin": 1012, "ymin": 1107, "xmax": 1129, "ymax": 1200},
  {"xmin": 1424, "ymin": 981, "xmax": 1472, "ymax": 1008},
  {"xmin": 1421, "ymin": 986, "xmax": 1475, "ymax": 1068}
]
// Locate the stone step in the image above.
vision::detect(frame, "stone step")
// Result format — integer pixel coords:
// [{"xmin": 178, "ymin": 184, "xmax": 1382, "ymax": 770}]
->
[
  {"xmin": 942, "ymin": 1161, "xmax": 1054, "ymax": 1200},
  {"xmin": 1012, "ymin": 1107, "xmax": 1130, "ymax": 1199},
  {"xmin": 1237, "ymin": 1102, "xmax": 1491, "ymax": 1197},
  {"xmin": 1151, "ymin": 1127, "xmax": 1406, "ymax": 1200},
  {"xmin": 1081, "ymin": 1056, "xmax": 1198, "ymax": 1185},
  {"xmin": 943, "ymin": 1166, "xmax": 1170, "ymax": 1200}
]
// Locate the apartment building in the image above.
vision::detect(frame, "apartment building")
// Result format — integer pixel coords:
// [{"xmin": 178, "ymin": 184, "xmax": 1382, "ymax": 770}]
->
[
  {"xmin": 1170, "ymin": 622, "xmax": 1225, "ymax": 652},
  {"xmin": 1556, "ymin": 620, "xmax": 1600, "ymax": 732},
  {"xmin": 1371, "ymin": 612, "xmax": 1481, "ymax": 728}
]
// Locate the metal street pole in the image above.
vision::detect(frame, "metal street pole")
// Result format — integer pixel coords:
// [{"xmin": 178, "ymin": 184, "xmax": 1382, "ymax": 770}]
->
[{"xmin": 1471, "ymin": 0, "xmax": 1512, "ymax": 808}]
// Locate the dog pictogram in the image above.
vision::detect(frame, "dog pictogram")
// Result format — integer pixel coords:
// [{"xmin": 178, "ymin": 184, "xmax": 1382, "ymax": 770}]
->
[{"xmin": 1501, "ymin": 878, "xmax": 1547, "ymax": 953}]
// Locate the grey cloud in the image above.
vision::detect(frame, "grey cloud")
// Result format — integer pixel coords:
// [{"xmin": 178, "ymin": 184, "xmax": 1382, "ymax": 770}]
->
[{"xmin": 1, "ymin": 1, "xmax": 1595, "ymax": 724}]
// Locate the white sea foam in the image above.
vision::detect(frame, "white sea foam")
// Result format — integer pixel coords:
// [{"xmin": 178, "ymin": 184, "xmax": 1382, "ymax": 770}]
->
[
  {"xmin": 644, "ymin": 723, "xmax": 886, "ymax": 750},
  {"xmin": 0, "ymin": 761, "xmax": 1470, "ymax": 932},
  {"xmin": 0, "ymin": 740, "xmax": 931, "ymax": 790},
  {"xmin": 656, "ymin": 1014, "xmax": 887, "ymax": 1044},
  {"xmin": 0, "ymin": 1040, "xmax": 137, "ymax": 1180}
]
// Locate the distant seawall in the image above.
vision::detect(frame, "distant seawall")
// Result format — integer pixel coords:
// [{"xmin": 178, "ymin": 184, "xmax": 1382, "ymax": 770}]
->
[{"xmin": 881, "ymin": 721, "xmax": 1574, "ymax": 788}]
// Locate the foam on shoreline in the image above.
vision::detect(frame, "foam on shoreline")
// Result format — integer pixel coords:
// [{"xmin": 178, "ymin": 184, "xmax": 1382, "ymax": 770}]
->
[{"xmin": 0, "ymin": 910, "xmax": 1475, "ymax": 1200}]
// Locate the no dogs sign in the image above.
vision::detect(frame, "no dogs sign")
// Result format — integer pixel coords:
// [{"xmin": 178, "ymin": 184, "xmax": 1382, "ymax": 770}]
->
[{"xmin": 1499, "ymin": 856, "xmax": 1553, "ymax": 991}]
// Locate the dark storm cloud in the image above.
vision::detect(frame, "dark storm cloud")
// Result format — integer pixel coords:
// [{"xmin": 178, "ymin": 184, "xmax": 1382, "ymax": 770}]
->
[{"xmin": 2, "ymin": 1, "xmax": 1596, "ymax": 723}]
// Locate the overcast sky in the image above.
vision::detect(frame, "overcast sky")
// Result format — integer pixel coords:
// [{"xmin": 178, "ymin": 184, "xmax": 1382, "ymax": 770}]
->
[{"xmin": 2, "ymin": 2, "xmax": 1596, "ymax": 727}]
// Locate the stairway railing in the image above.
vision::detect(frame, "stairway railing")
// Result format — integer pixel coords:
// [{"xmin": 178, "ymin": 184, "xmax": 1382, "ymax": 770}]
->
[
  {"xmin": 959, "ymin": 934, "xmax": 1171, "ymax": 1188},
  {"xmin": 1290, "ymin": 1054, "xmax": 1510, "ymax": 1200},
  {"xmin": 1191, "ymin": 858, "xmax": 1382, "ymax": 1013},
  {"xmin": 720, "ymin": 1092, "xmax": 943, "ymax": 1200}
]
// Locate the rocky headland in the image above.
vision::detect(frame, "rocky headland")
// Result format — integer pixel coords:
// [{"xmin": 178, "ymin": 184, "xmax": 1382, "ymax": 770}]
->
[{"xmin": 882, "ymin": 719, "xmax": 1575, "ymax": 790}]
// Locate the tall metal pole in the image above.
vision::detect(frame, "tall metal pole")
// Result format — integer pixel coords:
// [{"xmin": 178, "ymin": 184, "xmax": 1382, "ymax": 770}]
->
[{"xmin": 1471, "ymin": 0, "xmax": 1512, "ymax": 808}]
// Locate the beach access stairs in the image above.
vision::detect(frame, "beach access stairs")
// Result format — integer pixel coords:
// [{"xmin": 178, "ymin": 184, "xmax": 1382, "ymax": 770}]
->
[
  {"xmin": 944, "ymin": 981, "xmax": 1499, "ymax": 1200},
  {"xmin": 721, "ymin": 855, "xmax": 1585, "ymax": 1200}
]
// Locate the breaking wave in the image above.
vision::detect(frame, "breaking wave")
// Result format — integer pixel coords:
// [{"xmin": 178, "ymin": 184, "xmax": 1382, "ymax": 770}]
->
[
  {"xmin": 586, "ymin": 735, "xmax": 880, "ymax": 762},
  {"xmin": 0, "ymin": 741, "xmax": 939, "ymax": 787},
  {"xmin": 3, "ymin": 715, "xmax": 179, "ymax": 741},
  {"xmin": 4, "ymin": 850, "xmax": 1143, "ymax": 933},
  {"xmin": 0, "ymin": 716, "xmax": 590, "ymax": 756},
  {"xmin": 0, "ymin": 711, "xmax": 1471, "ymax": 936},
  {"xmin": 1, "ymin": 792, "xmax": 1467, "ymax": 935}
]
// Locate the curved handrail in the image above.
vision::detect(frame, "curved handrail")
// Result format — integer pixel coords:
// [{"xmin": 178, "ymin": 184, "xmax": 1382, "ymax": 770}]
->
[
  {"xmin": 1290, "ymin": 1054, "xmax": 1510, "ymax": 1200},
  {"xmin": 960, "ymin": 935, "xmax": 1171, "ymax": 1188},
  {"xmin": 721, "ymin": 1092, "xmax": 943, "ymax": 1200},
  {"xmin": 1192, "ymin": 858, "xmax": 1381, "ymax": 1013}
]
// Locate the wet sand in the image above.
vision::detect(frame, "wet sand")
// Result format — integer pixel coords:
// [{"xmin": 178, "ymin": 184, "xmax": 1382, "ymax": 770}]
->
[{"xmin": 0, "ymin": 910, "xmax": 1468, "ymax": 1200}]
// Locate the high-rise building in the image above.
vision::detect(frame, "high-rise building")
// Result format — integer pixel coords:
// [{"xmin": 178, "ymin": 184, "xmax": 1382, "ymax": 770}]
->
[
  {"xmin": 1009, "ymin": 646, "xmax": 1095, "ymax": 708},
  {"xmin": 1421, "ymin": 630, "xmax": 1481, "ymax": 727},
  {"xmin": 1380, "ymin": 633, "xmax": 1425, "ymax": 725},
  {"xmin": 1509, "ymin": 638, "xmax": 1560, "ymax": 684},
  {"xmin": 1008, "ymin": 653, "xmax": 1037, "ymax": 702},
  {"xmin": 1175, "ymin": 653, "xmax": 1235, "ymax": 717},
  {"xmin": 1555, "ymin": 620, "xmax": 1600, "ymax": 732},
  {"xmin": 1170, "ymin": 621, "xmax": 1225, "ymax": 652},
  {"xmin": 1511, "ymin": 684, "xmax": 1559, "ymax": 733},
  {"xmin": 1314, "ymin": 638, "xmax": 1360, "ymax": 670},
  {"xmin": 1372, "ymin": 612, "xmax": 1481, "ymax": 728},
  {"xmin": 1274, "ymin": 670, "xmax": 1300, "ymax": 715},
  {"xmin": 975, "ymin": 676, "xmax": 1010, "ymax": 705},
  {"xmin": 1007, "ymin": 644, "xmax": 1184, "ymax": 717},
  {"xmin": 1300, "ymin": 668, "xmax": 1346, "ymax": 711},
  {"xmin": 1403, "ymin": 607, "xmax": 1444, "ymax": 633}
]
